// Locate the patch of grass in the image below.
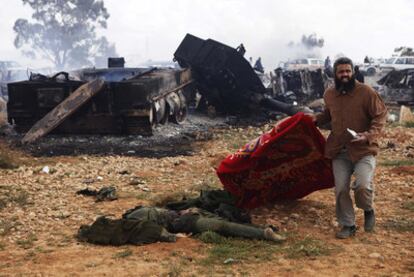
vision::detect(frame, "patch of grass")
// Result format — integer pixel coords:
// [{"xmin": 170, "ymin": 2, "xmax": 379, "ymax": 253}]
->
[
  {"xmin": 164, "ymin": 263, "xmax": 183, "ymax": 277},
  {"xmin": 133, "ymin": 193, "xmax": 149, "ymax": 201},
  {"xmin": 284, "ymin": 236, "xmax": 339, "ymax": 259},
  {"xmin": 56, "ymin": 234, "xmax": 72, "ymax": 247},
  {"xmin": 34, "ymin": 246, "xmax": 53, "ymax": 254},
  {"xmin": 25, "ymin": 250, "xmax": 36, "ymax": 260},
  {"xmin": 16, "ymin": 233, "xmax": 38, "ymax": 249},
  {"xmin": 0, "ymin": 198, "xmax": 6, "ymax": 210},
  {"xmin": 112, "ymin": 249, "xmax": 133, "ymax": 259},
  {"xmin": 402, "ymin": 201, "xmax": 414, "ymax": 212},
  {"xmin": 0, "ymin": 153, "xmax": 18, "ymax": 169},
  {"xmin": 383, "ymin": 218, "xmax": 414, "ymax": 232},
  {"xmin": 0, "ymin": 187, "xmax": 30, "ymax": 210},
  {"xmin": 197, "ymin": 231, "xmax": 282, "ymax": 266},
  {"xmin": 198, "ymin": 231, "xmax": 226, "ymax": 244},
  {"xmin": 379, "ymin": 159, "xmax": 414, "ymax": 167},
  {"xmin": 0, "ymin": 219, "xmax": 20, "ymax": 236},
  {"xmin": 403, "ymin": 121, "xmax": 414, "ymax": 128},
  {"xmin": 11, "ymin": 190, "xmax": 29, "ymax": 207}
]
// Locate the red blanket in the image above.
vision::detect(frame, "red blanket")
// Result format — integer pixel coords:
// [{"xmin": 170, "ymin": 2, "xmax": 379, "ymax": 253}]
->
[{"xmin": 216, "ymin": 113, "xmax": 334, "ymax": 209}]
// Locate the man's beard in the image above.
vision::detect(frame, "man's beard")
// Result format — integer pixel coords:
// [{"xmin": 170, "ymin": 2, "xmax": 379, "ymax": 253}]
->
[{"xmin": 335, "ymin": 75, "xmax": 356, "ymax": 94}]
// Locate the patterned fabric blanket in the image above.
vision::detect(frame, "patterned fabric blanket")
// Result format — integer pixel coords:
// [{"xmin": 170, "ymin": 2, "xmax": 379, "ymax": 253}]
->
[{"xmin": 216, "ymin": 113, "xmax": 334, "ymax": 209}]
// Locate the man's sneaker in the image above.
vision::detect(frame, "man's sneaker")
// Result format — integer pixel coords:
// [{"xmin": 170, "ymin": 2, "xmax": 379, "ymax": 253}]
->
[
  {"xmin": 335, "ymin": 225, "xmax": 356, "ymax": 239},
  {"xmin": 364, "ymin": 210, "xmax": 375, "ymax": 232}
]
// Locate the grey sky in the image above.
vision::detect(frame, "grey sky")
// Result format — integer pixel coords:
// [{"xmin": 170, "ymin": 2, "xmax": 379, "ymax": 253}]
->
[{"xmin": 1, "ymin": 0, "xmax": 413, "ymax": 70}]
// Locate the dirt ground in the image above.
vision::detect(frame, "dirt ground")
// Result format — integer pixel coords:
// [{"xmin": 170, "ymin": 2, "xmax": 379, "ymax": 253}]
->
[{"xmin": 0, "ymin": 119, "xmax": 413, "ymax": 277}]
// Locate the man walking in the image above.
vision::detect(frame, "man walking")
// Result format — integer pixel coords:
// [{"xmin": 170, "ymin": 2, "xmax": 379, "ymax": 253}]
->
[{"xmin": 315, "ymin": 57, "xmax": 387, "ymax": 239}]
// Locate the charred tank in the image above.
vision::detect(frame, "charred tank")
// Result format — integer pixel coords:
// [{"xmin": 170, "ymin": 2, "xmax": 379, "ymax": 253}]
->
[{"xmin": 7, "ymin": 63, "xmax": 191, "ymax": 137}]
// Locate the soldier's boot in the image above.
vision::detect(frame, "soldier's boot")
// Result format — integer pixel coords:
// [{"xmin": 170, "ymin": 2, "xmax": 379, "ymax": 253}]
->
[
  {"xmin": 364, "ymin": 209, "xmax": 375, "ymax": 232},
  {"xmin": 335, "ymin": 225, "xmax": 356, "ymax": 239},
  {"xmin": 264, "ymin": 227, "xmax": 286, "ymax": 242}
]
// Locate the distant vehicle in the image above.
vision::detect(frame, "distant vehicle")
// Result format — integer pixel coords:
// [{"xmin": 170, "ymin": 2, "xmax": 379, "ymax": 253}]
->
[
  {"xmin": 284, "ymin": 58, "xmax": 325, "ymax": 71},
  {"xmin": 380, "ymin": 56, "xmax": 414, "ymax": 72},
  {"xmin": 359, "ymin": 59, "xmax": 384, "ymax": 76}
]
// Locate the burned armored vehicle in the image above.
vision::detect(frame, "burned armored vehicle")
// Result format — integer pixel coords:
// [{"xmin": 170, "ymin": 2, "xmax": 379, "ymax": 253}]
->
[
  {"xmin": 7, "ymin": 60, "xmax": 191, "ymax": 137},
  {"xmin": 173, "ymin": 34, "xmax": 301, "ymax": 116},
  {"xmin": 377, "ymin": 69, "xmax": 414, "ymax": 104}
]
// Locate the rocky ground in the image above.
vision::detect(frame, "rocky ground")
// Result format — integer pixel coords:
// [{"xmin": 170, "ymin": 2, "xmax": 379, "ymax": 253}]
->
[{"xmin": 0, "ymin": 116, "xmax": 413, "ymax": 276}]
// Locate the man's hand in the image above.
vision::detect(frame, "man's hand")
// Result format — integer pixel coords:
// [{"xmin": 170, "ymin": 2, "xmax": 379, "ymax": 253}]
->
[{"xmin": 351, "ymin": 132, "xmax": 368, "ymax": 143}]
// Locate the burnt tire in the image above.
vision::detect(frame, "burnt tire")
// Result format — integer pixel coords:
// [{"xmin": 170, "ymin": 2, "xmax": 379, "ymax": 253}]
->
[
  {"xmin": 159, "ymin": 103, "xmax": 169, "ymax": 125},
  {"xmin": 152, "ymin": 99, "xmax": 167, "ymax": 125},
  {"xmin": 169, "ymin": 105, "xmax": 187, "ymax": 124},
  {"xmin": 367, "ymin": 68, "xmax": 376, "ymax": 76}
]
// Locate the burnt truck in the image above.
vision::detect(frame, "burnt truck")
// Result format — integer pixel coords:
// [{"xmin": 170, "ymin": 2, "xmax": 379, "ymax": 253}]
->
[
  {"xmin": 8, "ymin": 35, "xmax": 308, "ymax": 141},
  {"xmin": 7, "ymin": 61, "xmax": 191, "ymax": 136},
  {"xmin": 173, "ymin": 33, "xmax": 303, "ymax": 115},
  {"xmin": 377, "ymin": 69, "xmax": 414, "ymax": 104}
]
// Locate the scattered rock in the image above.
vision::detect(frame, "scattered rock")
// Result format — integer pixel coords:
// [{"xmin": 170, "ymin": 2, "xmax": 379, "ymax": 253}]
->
[
  {"xmin": 290, "ymin": 213, "xmax": 300, "ymax": 220},
  {"xmin": 308, "ymin": 207, "xmax": 317, "ymax": 213},
  {"xmin": 82, "ymin": 179, "xmax": 95, "ymax": 184},
  {"xmin": 118, "ymin": 169, "xmax": 130, "ymax": 175},
  {"xmin": 129, "ymin": 177, "xmax": 146, "ymax": 186},
  {"xmin": 223, "ymin": 258, "xmax": 235, "ymax": 264},
  {"xmin": 331, "ymin": 219, "xmax": 339, "ymax": 228},
  {"xmin": 368, "ymin": 252, "xmax": 383, "ymax": 260},
  {"xmin": 41, "ymin": 166, "xmax": 50, "ymax": 174}
]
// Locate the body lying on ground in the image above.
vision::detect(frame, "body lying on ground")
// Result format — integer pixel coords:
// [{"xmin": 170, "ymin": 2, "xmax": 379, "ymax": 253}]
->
[{"xmin": 77, "ymin": 206, "xmax": 285, "ymax": 246}]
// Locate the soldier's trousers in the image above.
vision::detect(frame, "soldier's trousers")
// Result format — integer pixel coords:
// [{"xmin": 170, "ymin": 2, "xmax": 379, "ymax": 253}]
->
[
  {"xmin": 193, "ymin": 217, "xmax": 266, "ymax": 240},
  {"xmin": 332, "ymin": 150, "xmax": 376, "ymax": 227}
]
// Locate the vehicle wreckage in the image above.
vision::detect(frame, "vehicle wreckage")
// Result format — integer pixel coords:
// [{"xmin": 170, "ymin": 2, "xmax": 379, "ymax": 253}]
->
[
  {"xmin": 7, "ymin": 34, "xmax": 327, "ymax": 142},
  {"xmin": 7, "ymin": 61, "xmax": 191, "ymax": 140},
  {"xmin": 173, "ymin": 33, "xmax": 307, "ymax": 115},
  {"xmin": 377, "ymin": 69, "xmax": 414, "ymax": 104},
  {"xmin": 270, "ymin": 68, "xmax": 331, "ymax": 104}
]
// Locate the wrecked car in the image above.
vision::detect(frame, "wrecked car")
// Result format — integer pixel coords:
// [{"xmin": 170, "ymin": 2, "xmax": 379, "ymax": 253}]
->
[
  {"xmin": 283, "ymin": 58, "xmax": 325, "ymax": 71},
  {"xmin": 270, "ymin": 68, "xmax": 332, "ymax": 105},
  {"xmin": 377, "ymin": 68, "xmax": 414, "ymax": 104}
]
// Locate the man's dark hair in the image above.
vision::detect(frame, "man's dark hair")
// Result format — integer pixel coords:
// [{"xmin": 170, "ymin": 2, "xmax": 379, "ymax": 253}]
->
[{"xmin": 333, "ymin": 57, "xmax": 354, "ymax": 74}]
